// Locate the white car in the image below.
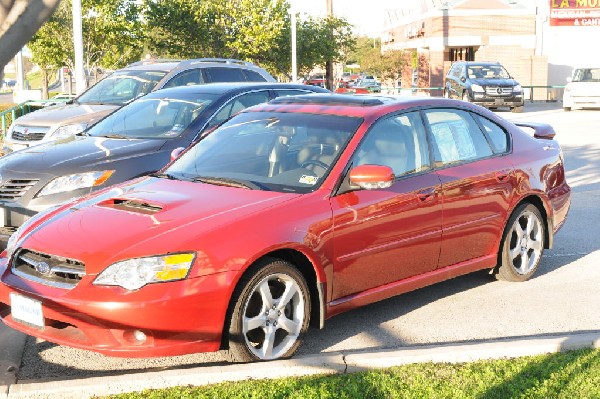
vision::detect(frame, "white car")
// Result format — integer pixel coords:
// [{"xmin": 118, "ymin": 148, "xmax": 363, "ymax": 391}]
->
[{"xmin": 563, "ymin": 68, "xmax": 600, "ymax": 111}]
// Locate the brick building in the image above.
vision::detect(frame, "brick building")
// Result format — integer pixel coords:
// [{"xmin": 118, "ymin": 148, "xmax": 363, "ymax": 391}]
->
[{"xmin": 381, "ymin": 0, "xmax": 600, "ymax": 100}]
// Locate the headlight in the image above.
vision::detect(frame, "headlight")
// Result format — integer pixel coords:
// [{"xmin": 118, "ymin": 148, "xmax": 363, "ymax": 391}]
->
[
  {"xmin": 48, "ymin": 123, "xmax": 87, "ymax": 139},
  {"xmin": 513, "ymin": 84, "xmax": 522, "ymax": 92},
  {"xmin": 471, "ymin": 84, "xmax": 484, "ymax": 93},
  {"xmin": 37, "ymin": 170, "xmax": 114, "ymax": 197},
  {"xmin": 93, "ymin": 253, "xmax": 196, "ymax": 290},
  {"xmin": 5, "ymin": 227, "xmax": 22, "ymax": 259}
]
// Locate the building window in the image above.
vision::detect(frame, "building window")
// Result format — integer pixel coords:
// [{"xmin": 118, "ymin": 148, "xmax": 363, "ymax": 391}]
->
[{"xmin": 449, "ymin": 47, "xmax": 476, "ymax": 62}]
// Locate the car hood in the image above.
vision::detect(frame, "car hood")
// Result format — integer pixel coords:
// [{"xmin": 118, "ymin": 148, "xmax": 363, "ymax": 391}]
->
[
  {"xmin": 21, "ymin": 177, "xmax": 298, "ymax": 272},
  {"xmin": 0, "ymin": 135, "xmax": 167, "ymax": 175},
  {"xmin": 471, "ymin": 78, "xmax": 518, "ymax": 87},
  {"xmin": 13, "ymin": 103, "xmax": 118, "ymax": 127}
]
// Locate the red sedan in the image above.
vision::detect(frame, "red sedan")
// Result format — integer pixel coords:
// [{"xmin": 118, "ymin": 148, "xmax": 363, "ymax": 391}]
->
[{"xmin": 0, "ymin": 94, "xmax": 570, "ymax": 362}]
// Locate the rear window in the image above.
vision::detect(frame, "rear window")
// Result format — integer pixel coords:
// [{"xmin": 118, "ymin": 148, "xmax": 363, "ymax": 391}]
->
[{"xmin": 205, "ymin": 68, "xmax": 247, "ymax": 82}]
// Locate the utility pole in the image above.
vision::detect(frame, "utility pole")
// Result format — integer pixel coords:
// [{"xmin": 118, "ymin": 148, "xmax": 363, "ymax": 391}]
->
[
  {"xmin": 72, "ymin": 0, "xmax": 86, "ymax": 94},
  {"xmin": 325, "ymin": 0, "xmax": 334, "ymax": 91},
  {"xmin": 291, "ymin": 2, "xmax": 297, "ymax": 82}
]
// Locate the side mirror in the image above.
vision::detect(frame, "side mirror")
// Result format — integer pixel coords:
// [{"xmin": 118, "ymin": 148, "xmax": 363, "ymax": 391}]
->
[
  {"xmin": 170, "ymin": 147, "xmax": 185, "ymax": 161},
  {"xmin": 349, "ymin": 165, "xmax": 394, "ymax": 190},
  {"xmin": 460, "ymin": 76, "xmax": 466, "ymax": 83}
]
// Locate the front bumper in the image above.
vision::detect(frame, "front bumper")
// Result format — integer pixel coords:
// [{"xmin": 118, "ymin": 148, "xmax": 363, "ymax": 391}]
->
[
  {"xmin": 0, "ymin": 259, "xmax": 236, "ymax": 357},
  {"xmin": 471, "ymin": 93, "xmax": 524, "ymax": 108},
  {"xmin": 563, "ymin": 95, "xmax": 600, "ymax": 108}
]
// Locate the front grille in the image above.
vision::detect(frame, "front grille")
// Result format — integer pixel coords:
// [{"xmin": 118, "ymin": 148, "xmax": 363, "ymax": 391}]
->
[
  {"xmin": 11, "ymin": 249, "xmax": 85, "ymax": 289},
  {"xmin": 0, "ymin": 179, "xmax": 38, "ymax": 201},
  {"xmin": 485, "ymin": 86, "xmax": 513, "ymax": 96},
  {"xmin": 11, "ymin": 125, "xmax": 50, "ymax": 142}
]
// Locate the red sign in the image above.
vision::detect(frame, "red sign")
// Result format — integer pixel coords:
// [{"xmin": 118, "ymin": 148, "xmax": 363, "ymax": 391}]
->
[{"xmin": 550, "ymin": 0, "xmax": 600, "ymax": 26}]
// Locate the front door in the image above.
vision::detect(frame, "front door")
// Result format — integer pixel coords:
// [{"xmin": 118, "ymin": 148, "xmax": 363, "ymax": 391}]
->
[{"xmin": 331, "ymin": 111, "xmax": 442, "ymax": 300}]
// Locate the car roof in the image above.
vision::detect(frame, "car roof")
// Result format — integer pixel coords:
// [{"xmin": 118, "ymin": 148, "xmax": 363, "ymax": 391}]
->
[
  {"xmin": 247, "ymin": 93, "xmax": 453, "ymax": 118},
  {"xmin": 143, "ymin": 82, "xmax": 330, "ymax": 98},
  {"xmin": 121, "ymin": 62, "xmax": 180, "ymax": 72}
]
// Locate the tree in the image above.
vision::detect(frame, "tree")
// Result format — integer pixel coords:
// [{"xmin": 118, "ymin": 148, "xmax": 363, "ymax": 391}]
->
[
  {"xmin": 349, "ymin": 36, "xmax": 406, "ymax": 89},
  {"xmin": 143, "ymin": 0, "xmax": 355, "ymax": 80},
  {"xmin": 27, "ymin": 0, "xmax": 144, "ymax": 96},
  {"xmin": 0, "ymin": 0, "xmax": 62, "ymax": 83}
]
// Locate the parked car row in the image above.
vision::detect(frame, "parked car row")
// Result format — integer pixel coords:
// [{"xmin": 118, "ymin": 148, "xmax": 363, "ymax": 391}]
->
[
  {"xmin": 2, "ymin": 58, "xmax": 276, "ymax": 154},
  {"xmin": 0, "ymin": 63, "xmax": 570, "ymax": 364}
]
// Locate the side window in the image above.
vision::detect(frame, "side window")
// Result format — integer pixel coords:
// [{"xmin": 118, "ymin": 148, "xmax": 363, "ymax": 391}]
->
[
  {"xmin": 162, "ymin": 69, "xmax": 205, "ymax": 89},
  {"xmin": 243, "ymin": 70, "xmax": 267, "ymax": 82},
  {"xmin": 205, "ymin": 67, "xmax": 247, "ymax": 82},
  {"xmin": 208, "ymin": 91, "xmax": 271, "ymax": 128},
  {"xmin": 353, "ymin": 111, "xmax": 431, "ymax": 177},
  {"xmin": 474, "ymin": 115, "xmax": 509, "ymax": 154},
  {"xmin": 451, "ymin": 64, "xmax": 462, "ymax": 78},
  {"xmin": 274, "ymin": 89, "xmax": 313, "ymax": 97},
  {"xmin": 425, "ymin": 109, "xmax": 493, "ymax": 166}
]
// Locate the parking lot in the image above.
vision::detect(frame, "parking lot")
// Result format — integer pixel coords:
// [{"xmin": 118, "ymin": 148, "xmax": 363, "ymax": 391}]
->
[{"xmin": 0, "ymin": 101, "xmax": 594, "ymax": 384}]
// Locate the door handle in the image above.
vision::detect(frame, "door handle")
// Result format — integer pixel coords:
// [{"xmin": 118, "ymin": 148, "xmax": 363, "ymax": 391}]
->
[{"xmin": 417, "ymin": 187, "xmax": 436, "ymax": 202}]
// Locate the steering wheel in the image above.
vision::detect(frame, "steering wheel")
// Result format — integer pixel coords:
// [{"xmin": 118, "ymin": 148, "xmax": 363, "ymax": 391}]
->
[{"xmin": 300, "ymin": 160, "xmax": 329, "ymax": 171}]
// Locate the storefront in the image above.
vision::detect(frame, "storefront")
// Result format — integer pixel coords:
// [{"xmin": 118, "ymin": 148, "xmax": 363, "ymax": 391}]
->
[{"xmin": 381, "ymin": 0, "xmax": 600, "ymax": 99}]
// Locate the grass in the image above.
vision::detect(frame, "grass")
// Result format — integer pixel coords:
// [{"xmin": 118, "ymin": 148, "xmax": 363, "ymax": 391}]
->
[{"xmin": 104, "ymin": 348, "xmax": 600, "ymax": 399}]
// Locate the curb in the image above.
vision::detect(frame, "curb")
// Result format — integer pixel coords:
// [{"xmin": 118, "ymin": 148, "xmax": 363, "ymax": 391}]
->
[{"xmin": 6, "ymin": 331, "xmax": 600, "ymax": 399}]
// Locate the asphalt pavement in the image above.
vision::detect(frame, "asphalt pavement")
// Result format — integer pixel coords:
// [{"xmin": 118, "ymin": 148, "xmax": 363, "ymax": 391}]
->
[{"xmin": 1, "ymin": 101, "xmax": 600, "ymax": 398}]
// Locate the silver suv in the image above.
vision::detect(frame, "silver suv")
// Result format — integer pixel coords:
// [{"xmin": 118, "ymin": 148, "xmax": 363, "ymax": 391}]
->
[{"xmin": 3, "ymin": 58, "xmax": 275, "ymax": 153}]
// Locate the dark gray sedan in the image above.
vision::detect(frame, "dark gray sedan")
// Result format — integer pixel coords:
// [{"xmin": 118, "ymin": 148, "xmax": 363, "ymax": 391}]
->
[{"xmin": 0, "ymin": 82, "xmax": 328, "ymax": 243}]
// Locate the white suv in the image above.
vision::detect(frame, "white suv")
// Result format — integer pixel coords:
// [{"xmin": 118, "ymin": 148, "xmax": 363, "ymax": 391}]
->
[{"xmin": 563, "ymin": 67, "xmax": 600, "ymax": 111}]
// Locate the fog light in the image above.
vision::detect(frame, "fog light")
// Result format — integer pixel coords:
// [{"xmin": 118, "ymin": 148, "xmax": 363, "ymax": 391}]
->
[
  {"xmin": 133, "ymin": 330, "xmax": 146, "ymax": 342},
  {"xmin": 123, "ymin": 329, "xmax": 147, "ymax": 344}
]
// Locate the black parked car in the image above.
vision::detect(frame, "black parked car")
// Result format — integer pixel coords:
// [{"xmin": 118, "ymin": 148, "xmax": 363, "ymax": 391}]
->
[
  {"xmin": 444, "ymin": 61, "xmax": 524, "ymax": 113},
  {"xmin": 0, "ymin": 82, "xmax": 328, "ymax": 244}
]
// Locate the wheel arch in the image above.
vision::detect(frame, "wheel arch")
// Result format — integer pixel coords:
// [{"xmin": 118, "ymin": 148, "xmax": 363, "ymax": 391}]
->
[
  {"xmin": 494, "ymin": 194, "xmax": 552, "ymax": 274},
  {"xmin": 220, "ymin": 248, "xmax": 325, "ymax": 350}
]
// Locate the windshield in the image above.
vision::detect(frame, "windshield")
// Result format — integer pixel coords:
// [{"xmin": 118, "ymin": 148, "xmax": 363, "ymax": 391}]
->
[
  {"xmin": 77, "ymin": 70, "xmax": 168, "ymax": 105},
  {"xmin": 166, "ymin": 112, "xmax": 362, "ymax": 193},
  {"xmin": 467, "ymin": 65, "xmax": 511, "ymax": 79},
  {"xmin": 572, "ymin": 68, "xmax": 600, "ymax": 82},
  {"xmin": 87, "ymin": 93, "xmax": 218, "ymax": 139}
]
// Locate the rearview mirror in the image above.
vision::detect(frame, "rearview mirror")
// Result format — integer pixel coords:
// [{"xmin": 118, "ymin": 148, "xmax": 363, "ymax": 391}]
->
[{"xmin": 349, "ymin": 165, "xmax": 394, "ymax": 190}]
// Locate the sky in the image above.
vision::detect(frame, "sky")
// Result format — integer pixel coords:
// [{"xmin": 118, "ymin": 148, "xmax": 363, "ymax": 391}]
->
[{"xmin": 293, "ymin": 0, "xmax": 404, "ymax": 37}]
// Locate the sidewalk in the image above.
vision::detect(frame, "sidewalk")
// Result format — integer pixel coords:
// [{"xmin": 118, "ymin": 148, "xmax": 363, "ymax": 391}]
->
[{"xmin": 2, "ymin": 331, "xmax": 599, "ymax": 399}]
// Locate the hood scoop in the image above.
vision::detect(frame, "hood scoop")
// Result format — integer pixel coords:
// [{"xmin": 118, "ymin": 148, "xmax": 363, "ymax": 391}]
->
[{"xmin": 103, "ymin": 198, "xmax": 163, "ymax": 215}]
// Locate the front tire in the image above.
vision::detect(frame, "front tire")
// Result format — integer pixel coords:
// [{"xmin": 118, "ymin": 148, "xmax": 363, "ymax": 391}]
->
[
  {"xmin": 563, "ymin": 106, "xmax": 572, "ymax": 112},
  {"xmin": 462, "ymin": 91, "xmax": 471, "ymax": 102},
  {"xmin": 496, "ymin": 204, "xmax": 545, "ymax": 282},
  {"xmin": 511, "ymin": 105, "xmax": 524, "ymax": 113},
  {"xmin": 227, "ymin": 259, "xmax": 310, "ymax": 362}
]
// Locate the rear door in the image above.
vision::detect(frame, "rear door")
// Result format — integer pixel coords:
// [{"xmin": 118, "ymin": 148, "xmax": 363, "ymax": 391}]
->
[{"xmin": 423, "ymin": 108, "xmax": 515, "ymax": 268}]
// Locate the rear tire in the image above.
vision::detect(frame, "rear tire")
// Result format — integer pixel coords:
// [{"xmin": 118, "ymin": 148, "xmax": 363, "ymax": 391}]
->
[
  {"xmin": 462, "ymin": 92, "xmax": 470, "ymax": 102},
  {"xmin": 496, "ymin": 204, "xmax": 545, "ymax": 282},
  {"xmin": 563, "ymin": 106, "xmax": 571, "ymax": 112},
  {"xmin": 226, "ymin": 259, "xmax": 310, "ymax": 362}
]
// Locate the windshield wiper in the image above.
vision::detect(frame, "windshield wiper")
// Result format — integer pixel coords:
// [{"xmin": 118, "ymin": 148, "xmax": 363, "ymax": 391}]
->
[
  {"xmin": 102, "ymin": 133, "xmax": 131, "ymax": 139},
  {"xmin": 149, "ymin": 172, "xmax": 180, "ymax": 180},
  {"xmin": 192, "ymin": 176, "xmax": 263, "ymax": 190}
]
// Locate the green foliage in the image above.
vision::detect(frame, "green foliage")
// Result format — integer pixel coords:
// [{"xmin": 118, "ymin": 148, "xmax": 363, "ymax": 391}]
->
[
  {"xmin": 348, "ymin": 36, "xmax": 405, "ymax": 86},
  {"xmin": 28, "ymin": 0, "xmax": 144, "ymax": 72},
  {"xmin": 143, "ymin": 0, "xmax": 355, "ymax": 78},
  {"xmin": 106, "ymin": 349, "xmax": 600, "ymax": 399}
]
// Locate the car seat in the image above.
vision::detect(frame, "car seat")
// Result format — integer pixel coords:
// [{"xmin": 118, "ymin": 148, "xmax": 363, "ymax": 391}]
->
[{"xmin": 357, "ymin": 121, "xmax": 416, "ymax": 177}]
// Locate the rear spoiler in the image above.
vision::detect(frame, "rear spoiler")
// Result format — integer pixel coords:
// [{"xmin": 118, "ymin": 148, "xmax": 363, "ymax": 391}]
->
[{"xmin": 514, "ymin": 122, "xmax": 556, "ymax": 140}]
